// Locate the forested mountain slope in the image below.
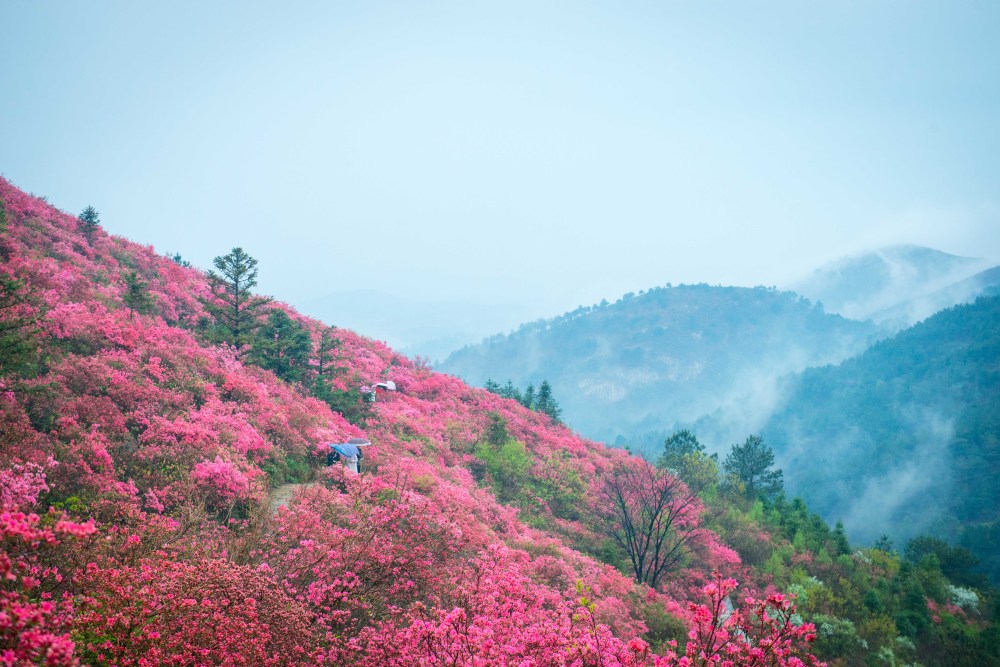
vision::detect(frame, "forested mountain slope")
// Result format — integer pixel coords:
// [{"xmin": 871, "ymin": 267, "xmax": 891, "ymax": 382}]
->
[
  {"xmin": 762, "ymin": 295, "xmax": 1000, "ymax": 581},
  {"xmin": 440, "ymin": 284, "xmax": 877, "ymax": 447}
]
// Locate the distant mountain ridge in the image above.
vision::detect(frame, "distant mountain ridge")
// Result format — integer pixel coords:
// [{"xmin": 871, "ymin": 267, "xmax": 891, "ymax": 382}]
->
[
  {"xmin": 439, "ymin": 284, "xmax": 877, "ymax": 446},
  {"xmin": 791, "ymin": 244, "xmax": 997, "ymax": 329}
]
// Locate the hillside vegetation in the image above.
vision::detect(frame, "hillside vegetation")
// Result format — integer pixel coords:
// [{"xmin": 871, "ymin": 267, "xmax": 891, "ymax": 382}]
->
[
  {"xmin": 1, "ymin": 178, "xmax": 997, "ymax": 666},
  {"xmin": 762, "ymin": 295, "xmax": 1000, "ymax": 583},
  {"xmin": 440, "ymin": 284, "xmax": 876, "ymax": 446}
]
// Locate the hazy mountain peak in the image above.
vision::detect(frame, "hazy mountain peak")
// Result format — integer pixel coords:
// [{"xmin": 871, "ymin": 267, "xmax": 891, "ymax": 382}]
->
[{"xmin": 792, "ymin": 244, "xmax": 996, "ymax": 326}]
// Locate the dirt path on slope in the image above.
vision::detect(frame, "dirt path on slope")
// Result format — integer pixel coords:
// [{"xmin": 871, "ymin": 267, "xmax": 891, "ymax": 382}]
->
[{"xmin": 269, "ymin": 482, "xmax": 316, "ymax": 512}]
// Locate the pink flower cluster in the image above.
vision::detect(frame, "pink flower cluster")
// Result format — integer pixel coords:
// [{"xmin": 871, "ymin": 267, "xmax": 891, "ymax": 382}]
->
[{"xmin": 191, "ymin": 456, "xmax": 260, "ymax": 508}]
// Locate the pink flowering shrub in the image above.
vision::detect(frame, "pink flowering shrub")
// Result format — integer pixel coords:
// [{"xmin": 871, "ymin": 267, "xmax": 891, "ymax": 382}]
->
[
  {"xmin": 0, "ymin": 507, "xmax": 96, "ymax": 666},
  {"xmin": 650, "ymin": 572, "xmax": 821, "ymax": 667},
  {"xmin": 248, "ymin": 476, "xmax": 468, "ymax": 660},
  {"xmin": 74, "ymin": 556, "xmax": 316, "ymax": 666},
  {"xmin": 191, "ymin": 456, "xmax": 262, "ymax": 510},
  {"xmin": 355, "ymin": 545, "xmax": 654, "ymax": 667},
  {"xmin": 0, "ymin": 461, "xmax": 50, "ymax": 510}
]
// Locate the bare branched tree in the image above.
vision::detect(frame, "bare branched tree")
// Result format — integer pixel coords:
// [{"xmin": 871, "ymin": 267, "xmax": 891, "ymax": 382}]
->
[{"xmin": 598, "ymin": 461, "xmax": 704, "ymax": 588}]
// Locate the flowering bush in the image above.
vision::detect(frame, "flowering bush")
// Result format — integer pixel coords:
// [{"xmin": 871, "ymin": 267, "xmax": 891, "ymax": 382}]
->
[
  {"xmin": 0, "ymin": 461, "xmax": 50, "ymax": 510},
  {"xmin": 191, "ymin": 456, "xmax": 262, "ymax": 511},
  {"xmin": 74, "ymin": 556, "xmax": 316, "ymax": 666},
  {"xmin": 0, "ymin": 501, "xmax": 96, "ymax": 666}
]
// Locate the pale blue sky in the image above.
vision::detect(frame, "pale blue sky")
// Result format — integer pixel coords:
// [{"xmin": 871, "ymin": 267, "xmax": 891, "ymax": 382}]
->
[{"xmin": 2, "ymin": 1, "xmax": 998, "ymax": 348}]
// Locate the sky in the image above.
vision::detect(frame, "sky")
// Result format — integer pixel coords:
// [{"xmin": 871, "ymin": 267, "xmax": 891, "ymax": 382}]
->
[{"xmin": 2, "ymin": 1, "xmax": 999, "ymax": 352}]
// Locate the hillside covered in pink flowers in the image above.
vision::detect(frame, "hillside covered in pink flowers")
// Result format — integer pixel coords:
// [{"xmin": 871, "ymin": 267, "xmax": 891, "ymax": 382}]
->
[{"xmin": 2, "ymin": 177, "xmax": 996, "ymax": 666}]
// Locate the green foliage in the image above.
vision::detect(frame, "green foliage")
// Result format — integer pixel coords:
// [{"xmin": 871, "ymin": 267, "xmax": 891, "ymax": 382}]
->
[
  {"xmin": 78, "ymin": 205, "xmax": 100, "ymax": 244},
  {"xmin": 484, "ymin": 412, "xmax": 511, "ymax": 447},
  {"xmin": 473, "ymin": 436, "xmax": 532, "ymax": 505},
  {"xmin": 658, "ymin": 429, "xmax": 703, "ymax": 468},
  {"xmin": 485, "ymin": 378, "xmax": 522, "ymax": 402},
  {"xmin": 722, "ymin": 434, "xmax": 783, "ymax": 501},
  {"xmin": 311, "ymin": 374, "xmax": 374, "ymax": 427},
  {"xmin": 905, "ymin": 536, "xmax": 985, "ymax": 588},
  {"xmin": 314, "ymin": 327, "xmax": 345, "ymax": 380},
  {"xmin": 261, "ymin": 452, "xmax": 312, "ymax": 486},
  {"xmin": 762, "ymin": 495, "xmax": 850, "ymax": 556},
  {"xmin": 200, "ymin": 247, "xmax": 271, "ymax": 351},
  {"xmin": 483, "ymin": 378, "xmax": 562, "ymax": 423},
  {"xmin": 248, "ymin": 310, "xmax": 312, "ymax": 383},
  {"xmin": 657, "ymin": 430, "xmax": 719, "ymax": 491},
  {"xmin": 521, "ymin": 383, "xmax": 535, "ymax": 410},
  {"xmin": 531, "ymin": 452, "xmax": 586, "ymax": 521},
  {"xmin": 471, "ymin": 414, "xmax": 583, "ymax": 523},
  {"xmin": 763, "ymin": 296, "xmax": 1000, "ymax": 583},
  {"xmin": 535, "ymin": 380, "xmax": 562, "ymax": 423},
  {"xmin": 811, "ymin": 614, "xmax": 868, "ymax": 663},
  {"xmin": 701, "ymin": 484, "xmax": 1000, "ymax": 666},
  {"xmin": 873, "ymin": 534, "xmax": 895, "ymax": 553},
  {"xmin": 0, "ymin": 273, "xmax": 40, "ymax": 378},
  {"xmin": 167, "ymin": 252, "xmax": 191, "ymax": 268},
  {"xmin": 639, "ymin": 600, "xmax": 688, "ymax": 653},
  {"xmin": 500, "ymin": 379, "xmax": 522, "ymax": 403},
  {"xmin": 762, "ymin": 545, "xmax": 793, "ymax": 579},
  {"xmin": 122, "ymin": 271, "xmax": 154, "ymax": 319},
  {"xmin": 832, "ymin": 522, "xmax": 851, "ymax": 556},
  {"xmin": 307, "ymin": 327, "xmax": 373, "ymax": 426}
]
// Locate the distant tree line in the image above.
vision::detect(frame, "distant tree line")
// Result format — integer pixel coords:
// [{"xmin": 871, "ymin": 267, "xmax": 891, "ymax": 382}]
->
[
  {"xmin": 483, "ymin": 378, "xmax": 562, "ymax": 424},
  {"xmin": 641, "ymin": 427, "xmax": 982, "ymax": 578},
  {"xmin": 9, "ymin": 231, "xmax": 376, "ymax": 427},
  {"xmin": 654, "ymin": 429, "xmax": 786, "ymax": 502}
]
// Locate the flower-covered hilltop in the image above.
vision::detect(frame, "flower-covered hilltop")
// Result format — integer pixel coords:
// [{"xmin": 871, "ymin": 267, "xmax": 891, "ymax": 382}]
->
[{"xmin": 0, "ymin": 175, "xmax": 821, "ymax": 666}]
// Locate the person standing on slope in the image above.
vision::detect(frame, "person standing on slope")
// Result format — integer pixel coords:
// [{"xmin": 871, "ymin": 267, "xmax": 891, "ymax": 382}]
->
[{"xmin": 326, "ymin": 437, "xmax": 370, "ymax": 473}]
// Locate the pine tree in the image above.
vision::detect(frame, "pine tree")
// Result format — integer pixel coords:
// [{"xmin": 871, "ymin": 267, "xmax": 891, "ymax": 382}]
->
[
  {"xmin": 0, "ymin": 199, "xmax": 10, "ymax": 261},
  {"xmin": 484, "ymin": 412, "xmax": 511, "ymax": 447},
  {"xmin": 248, "ymin": 309, "xmax": 312, "ymax": 383},
  {"xmin": 484, "ymin": 379, "xmax": 501, "ymax": 394},
  {"xmin": 0, "ymin": 274, "xmax": 39, "ymax": 378},
  {"xmin": 657, "ymin": 429, "xmax": 718, "ymax": 490},
  {"xmin": 78, "ymin": 206, "xmax": 100, "ymax": 245},
  {"xmin": 122, "ymin": 271, "xmax": 154, "ymax": 319},
  {"xmin": 535, "ymin": 380, "xmax": 562, "ymax": 424},
  {"xmin": 307, "ymin": 327, "xmax": 373, "ymax": 425},
  {"xmin": 722, "ymin": 434, "xmax": 783, "ymax": 500},
  {"xmin": 168, "ymin": 252, "xmax": 191, "ymax": 268},
  {"xmin": 499, "ymin": 379, "xmax": 522, "ymax": 402},
  {"xmin": 658, "ymin": 430, "xmax": 704, "ymax": 470},
  {"xmin": 520, "ymin": 383, "xmax": 535, "ymax": 410},
  {"xmin": 200, "ymin": 247, "xmax": 271, "ymax": 351},
  {"xmin": 314, "ymin": 327, "xmax": 344, "ymax": 380}
]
